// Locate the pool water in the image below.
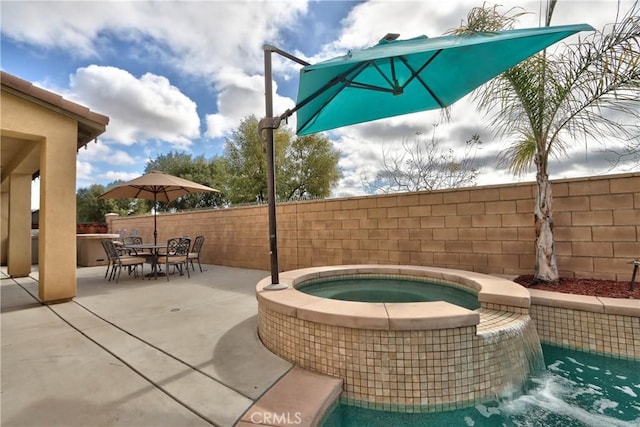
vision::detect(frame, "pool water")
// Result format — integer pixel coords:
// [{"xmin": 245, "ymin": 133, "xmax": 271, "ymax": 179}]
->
[
  {"xmin": 321, "ymin": 344, "xmax": 640, "ymax": 426},
  {"xmin": 297, "ymin": 276, "xmax": 480, "ymax": 310}
]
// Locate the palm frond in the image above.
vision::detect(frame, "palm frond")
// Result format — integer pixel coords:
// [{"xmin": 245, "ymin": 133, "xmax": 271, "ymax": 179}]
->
[
  {"xmin": 447, "ymin": 2, "xmax": 529, "ymax": 34},
  {"xmin": 469, "ymin": 1, "xmax": 639, "ymax": 175},
  {"xmin": 551, "ymin": 4, "xmax": 640, "ymax": 145},
  {"xmin": 499, "ymin": 134, "xmax": 536, "ymax": 176}
]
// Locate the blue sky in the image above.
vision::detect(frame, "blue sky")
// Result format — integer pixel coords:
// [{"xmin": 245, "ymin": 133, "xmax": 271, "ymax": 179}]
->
[{"xmin": 1, "ymin": 0, "xmax": 636, "ymax": 209}]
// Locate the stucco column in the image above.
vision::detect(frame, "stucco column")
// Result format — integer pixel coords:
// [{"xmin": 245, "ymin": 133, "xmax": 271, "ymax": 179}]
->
[
  {"xmin": 38, "ymin": 118, "xmax": 77, "ymax": 303},
  {"xmin": 1, "ymin": 191, "xmax": 8, "ymax": 265},
  {"xmin": 105, "ymin": 213, "xmax": 119, "ymax": 233},
  {"xmin": 7, "ymin": 174, "xmax": 32, "ymax": 277}
]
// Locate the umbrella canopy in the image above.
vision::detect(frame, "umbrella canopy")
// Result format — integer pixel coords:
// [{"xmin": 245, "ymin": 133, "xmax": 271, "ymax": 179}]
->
[
  {"xmin": 294, "ymin": 23, "xmax": 594, "ymax": 135},
  {"xmin": 99, "ymin": 171, "xmax": 219, "ymax": 244},
  {"xmin": 99, "ymin": 171, "xmax": 218, "ymax": 202}
]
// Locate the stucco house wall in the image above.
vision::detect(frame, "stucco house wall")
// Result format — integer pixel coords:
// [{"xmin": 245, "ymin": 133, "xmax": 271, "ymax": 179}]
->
[{"xmin": 1, "ymin": 71, "xmax": 108, "ymax": 303}]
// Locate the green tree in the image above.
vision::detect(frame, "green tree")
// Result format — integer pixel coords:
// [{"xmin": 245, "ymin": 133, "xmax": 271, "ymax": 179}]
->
[
  {"xmin": 77, "ymin": 183, "xmax": 143, "ymax": 222},
  {"xmin": 279, "ymin": 133, "xmax": 342, "ymax": 200},
  {"xmin": 221, "ymin": 116, "xmax": 278, "ymax": 203},
  {"xmin": 454, "ymin": 2, "xmax": 640, "ymax": 283},
  {"xmin": 145, "ymin": 151, "xmax": 225, "ymax": 210},
  {"xmin": 222, "ymin": 115, "xmax": 341, "ymax": 204}
]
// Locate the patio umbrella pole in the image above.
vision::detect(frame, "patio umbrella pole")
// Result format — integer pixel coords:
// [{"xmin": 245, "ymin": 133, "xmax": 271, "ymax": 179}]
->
[
  {"xmin": 153, "ymin": 192, "xmax": 158, "ymax": 246},
  {"xmin": 259, "ymin": 45, "xmax": 309, "ymax": 290},
  {"xmin": 261, "ymin": 45, "xmax": 286, "ymax": 290}
]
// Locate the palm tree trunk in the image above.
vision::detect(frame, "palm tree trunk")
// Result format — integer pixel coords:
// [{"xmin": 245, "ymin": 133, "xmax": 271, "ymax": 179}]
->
[{"xmin": 533, "ymin": 168, "xmax": 559, "ymax": 284}]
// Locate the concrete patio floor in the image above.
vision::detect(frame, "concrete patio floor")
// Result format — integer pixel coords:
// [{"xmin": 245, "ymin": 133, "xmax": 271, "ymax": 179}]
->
[{"xmin": 1, "ymin": 264, "xmax": 295, "ymax": 426}]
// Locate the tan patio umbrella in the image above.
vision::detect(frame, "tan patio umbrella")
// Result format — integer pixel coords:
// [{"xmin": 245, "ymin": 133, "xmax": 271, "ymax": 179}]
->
[{"xmin": 99, "ymin": 171, "xmax": 219, "ymax": 244}]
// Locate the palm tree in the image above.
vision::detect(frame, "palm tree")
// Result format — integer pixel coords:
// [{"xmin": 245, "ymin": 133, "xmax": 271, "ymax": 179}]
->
[{"xmin": 453, "ymin": 1, "xmax": 640, "ymax": 283}]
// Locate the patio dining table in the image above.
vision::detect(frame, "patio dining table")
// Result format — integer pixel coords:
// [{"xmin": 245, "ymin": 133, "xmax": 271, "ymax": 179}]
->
[{"xmin": 123, "ymin": 243, "xmax": 168, "ymax": 279}]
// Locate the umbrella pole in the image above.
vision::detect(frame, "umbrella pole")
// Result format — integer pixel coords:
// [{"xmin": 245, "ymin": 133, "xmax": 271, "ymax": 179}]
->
[
  {"xmin": 262, "ymin": 46, "xmax": 286, "ymax": 290},
  {"xmin": 153, "ymin": 193, "xmax": 158, "ymax": 246},
  {"xmin": 258, "ymin": 45, "xmax": 309, "ymax": 290}
]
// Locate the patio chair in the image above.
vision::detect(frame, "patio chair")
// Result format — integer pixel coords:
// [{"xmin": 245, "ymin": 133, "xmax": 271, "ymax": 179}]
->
[
  {"xmin": 157, "ymin": 237, "xmax": 191, "ymax": 281},
  {"xmin": 101, "ymin": 239, "xmax": 145, "ymax": 284},
  {"xmin": 100, "ymin": 238, "xmax": 133, "ymax": 278},
  {"xmin": 123, "ymin": 236, "xmax": 144, "ymax": 255},
  {"xmin": 100, "ymin": 239, "xmax": 116, "ymax": 280},
  {"xmin": 187, "ymin": 235, "xmax": 205, "ymax": 272}
]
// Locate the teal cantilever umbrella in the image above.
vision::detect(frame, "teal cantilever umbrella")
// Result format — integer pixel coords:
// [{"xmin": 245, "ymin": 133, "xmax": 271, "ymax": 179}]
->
[
  {"xmin": 261, "ymin": 23, "xmax": 594, "ymax": 287},
  {"xmin": 294, "ymin": 24, "xmax": 594, "ymax": 135}
]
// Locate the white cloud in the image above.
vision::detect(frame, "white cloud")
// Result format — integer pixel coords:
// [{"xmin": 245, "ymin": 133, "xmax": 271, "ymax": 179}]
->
[
  {"xmin": 133, "ymin": 1, "xmax": 307, "ymax": 79},
  {"xmin": 0, "ymin": 1, "xmax": 308, "ymax": 72},
  {"xmin": 76, "ymin": 160, "xmax": 94, "ymax": 187},
  {"xmin": 69, "ymin": 65, "xmax": 200, "ymax": 148},
  {"xmin": 2, "ymin": 0, "xmax": 308, "ymax": 143},
  {"xmin": 205, "ymin": 72, "xmax": 266, "ymax": 138},
  {"xmin": 205, "ymin": 74, "xmax": 296, "ymax": 139},
  {"xmin": 76, "ymin": 140, "xmax": 145, "ymax": 189},
  {"xmin": 101, "ymin": 170, "xmax": 143, "ymax": 184},
  {"xmin": 0, "ymin": 2, "xmax": 126, "ymax": 57},
  {"xmin": 7, "ymin": 0, "xmax": 637, "ymax": 201},
  {"xmin": 78, "ymin": 139, "xmax": 139, "ymax": 166}
]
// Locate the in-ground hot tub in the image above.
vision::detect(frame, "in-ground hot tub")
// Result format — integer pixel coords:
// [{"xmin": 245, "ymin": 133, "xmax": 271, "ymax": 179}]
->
[
  {"xmin": 256, "ymin": 265, "xmax": 543, "ymax": 413},
  {"xmin": 297, "ymin": 274, "xmax": 481, "ymax": 309}
]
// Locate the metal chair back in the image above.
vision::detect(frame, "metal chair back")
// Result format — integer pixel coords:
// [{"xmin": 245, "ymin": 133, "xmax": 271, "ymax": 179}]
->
[
  {"xmin": 188, "ymin": 236, "xmax": 206, "ymax": 272},
  {"xmin": 123, "ymin": 236, "xmax": 143, "ymax": 245},
  {"xmin": 162, "ymin": 237, "xmax": 191, "ymax": 281}
]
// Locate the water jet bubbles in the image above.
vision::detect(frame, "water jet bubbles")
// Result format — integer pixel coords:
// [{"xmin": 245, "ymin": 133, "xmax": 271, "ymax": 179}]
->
[
  {"xmin": 593, "ymin": 398, "xmax": 619, "ymax": 414},
  {"xmin": 613, "ymin": 385, "xmax": 637, "ymax": 398},
  {"xmin": 474, "ymin": 403, "xmax": 501, "ymax": 418},
  {"xmin": 567, "ymin": 356, "xmax": 586, "ymax": 366},
  {"xmin": 547, "ymin": 360, "xmax": 564, "ymax": 372}
]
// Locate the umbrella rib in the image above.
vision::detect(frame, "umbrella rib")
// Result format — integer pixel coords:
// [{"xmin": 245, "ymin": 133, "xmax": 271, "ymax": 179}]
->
[
  {"xmin": 331, "ymin": 59, "xmax": 408, "ymax": 94},
  {"xmin": 297, "ymin": 61, "xmax": 373, "ymax": 132},
  {"xmin": 349, "ymin": 61, "xmax": 399, "ymax": 93},
  {"xmin": 132, "ymin": 186, "xmax": 147, "ymax": 199},
  {"xmin": 293, "ymin": 61, "xmax": 370, "ymax": 119},
  {"xmin": 389, "ymin": 57, "xmax": 402, "ymax": 95},
  {"xmin": 347, "ymin": 81, "xmax": 397, "ymax": 93},
  {"xmin": 297, "ymin": 85, "xmax": 345, "ymax": 133},
  {"xmin": 397, "ymin": 51, "xmax": 446, "ymax": 108},
  {"xmin": 371, "ymin": 61, "xmax": 395, "ymax": 89},
  {"xmin": 390, "ymin": 57, "xmax": 397, "ymax": 85}
]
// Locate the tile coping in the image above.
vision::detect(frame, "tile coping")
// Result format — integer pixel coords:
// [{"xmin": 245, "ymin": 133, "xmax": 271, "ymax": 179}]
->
[
  {"xmin": 237, "ymin": 367, "xmax": 342, "ymax": 427},
  {"xmin": 528, "ymin": 288, "xmax": 640, "ymax": 316}
]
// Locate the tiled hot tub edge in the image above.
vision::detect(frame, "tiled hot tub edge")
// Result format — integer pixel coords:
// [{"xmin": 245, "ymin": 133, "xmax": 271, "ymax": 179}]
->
[{"xmin": 256, "ymin": 266, "xmax": 539, "ymax": 413}]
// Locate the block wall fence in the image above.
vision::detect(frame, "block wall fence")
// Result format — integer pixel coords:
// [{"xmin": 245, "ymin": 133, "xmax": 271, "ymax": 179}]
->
[{"xmin": 106, "ymin": 173, "xmax": 640, "ymax": 281}]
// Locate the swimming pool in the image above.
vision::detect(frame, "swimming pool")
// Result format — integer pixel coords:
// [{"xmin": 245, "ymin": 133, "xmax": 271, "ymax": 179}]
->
[{"xmin": 321, "ymin": 343, "xmax": 640, "ymax": 426}]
